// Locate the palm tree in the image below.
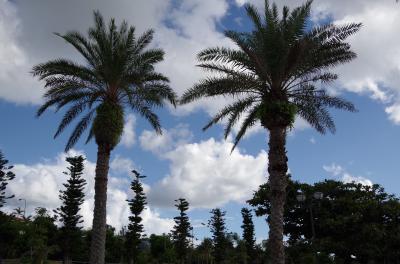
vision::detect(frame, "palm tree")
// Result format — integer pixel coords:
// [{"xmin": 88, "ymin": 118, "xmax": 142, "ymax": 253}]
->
[
  {"xmin": 180, "ymin": 1, "xmax": 360, "ymax": 263},
  {"xmin": 32, "ymin": 11, "xmax": 176, "ymax": 264}
]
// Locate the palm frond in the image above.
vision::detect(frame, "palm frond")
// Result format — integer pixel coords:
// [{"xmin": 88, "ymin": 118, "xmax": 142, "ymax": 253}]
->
[
  {"xmin": 203, "ymin": 97, "xmax": 257, "ymax": 132},
  {"xmin": 180, "ymin": 76, "xmax": 259, "ymax": 104},
  {"xmin": 65, "ymin": 109, "xmax": 95, "ymax": 151},
  {"xmin": 245, "ymin": 3, "xmax": 263, "ymax": 32},
  {"xmin": 131, "ymin": 103, "xmax": 162, "ymax": 134},
  {"xmin": 54, "ymin": 101, "xmax": 88, "ymax": 138},
  {"xmin": 231, "ymin": 106, "xmax": 259, "ymax": 151},
  {"xmin": 54, "ymin": 31, "xmax": 99, "ymax": 67}
]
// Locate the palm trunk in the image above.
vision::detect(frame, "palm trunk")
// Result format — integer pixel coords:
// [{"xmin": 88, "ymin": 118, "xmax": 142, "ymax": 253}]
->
[
  {"xmin": 89, "ymin": 144, "xmax": 111, "ymax": 264},
  {"xmin": 267, "ymin": 126, "xmax": 288, "ymax": 264}
]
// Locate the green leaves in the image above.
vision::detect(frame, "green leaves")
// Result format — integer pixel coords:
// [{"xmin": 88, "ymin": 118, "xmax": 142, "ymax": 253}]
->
[
  {"xmin": 92, "ymin": 103, "xmax": 123, "ymax": 149},
  {"xmin": 54, "ymin": 155, "xmax": 87, "ymax": 230},
  {"xmin": 0, "ymin": 150, "xmax": 16, "ymax": 209},
  {"xmin": 126, "ymin": 170, "xmax": 147, "ymax": 262},
  {"xmin": 249, "ymin": 178, "xmax": 400, "ymax": 262},
  {"xmin": 172, "ymin": 198, "xmax": 192, "ymax": 260}
]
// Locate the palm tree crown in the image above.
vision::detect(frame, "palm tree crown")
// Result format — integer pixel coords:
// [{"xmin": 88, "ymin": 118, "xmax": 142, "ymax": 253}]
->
[
  {"xmin": 181, "ymin": 0, "xmax": 361, "ymax": 149},
  {"xmin": 33, "ymin": 11, "xmax": 176, "ymax": 151}
]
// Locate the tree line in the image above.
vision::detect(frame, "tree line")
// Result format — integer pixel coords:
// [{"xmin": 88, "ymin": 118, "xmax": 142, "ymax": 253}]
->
[{"xmin": 2, "ymin": 151, "xmax": 400, "ymax": 263}]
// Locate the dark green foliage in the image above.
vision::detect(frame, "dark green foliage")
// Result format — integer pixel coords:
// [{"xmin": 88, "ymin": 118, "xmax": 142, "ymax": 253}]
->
[
  {"xmin": 195, "ymin": 238, "xmax": 213, "ymax": 263},
  {"xmin": 208, "ymin": 208, "xmax": 228, "ymax": 263},
  {"xmin": 32, "ymin": 11, "xmax": 177, "ymax": 151},
  {"xmin": 248, "ymin": 178, "xmax": 400, "ymax": 263},
  {"xmin": 54, "ymin": 155, "xmax": 87, "ymax": 263},
  {"xmin": 149, "ymin": 234, "xmax": 177, "ymax": 263},
  {"xmin": 55, "ymin": 156, "xmax": 86, "ymax": 230},
  {"xmin": 180, "ymin": 0, "xmax": 360, "ymax": 150},
  {"xmin": 171, "ymin": 198, "xmax": 192, "ymax": 262},
  {"xmin": 105, "ymin": 225, "xmax": 124, "ymax": 263},
  {"xmin": 29, "ymin": 208, "xmax": 59, "ymax": 264},
  {"xmin": 0, "ymin": 150, "xmax": 15, "ymax": 209},
  {"xmin": 241, "ymin": 208, "xmax": 256, "ymax": 263},
  {"xmin": 93, "ymin": 103, "xmax": 124, "ymax": 148},
  {"xmin": 0, "ymin": 213, "xmax": 30, "ymax": 259},
  {"xmin": 125, "ymin": 170, "xmax": 147, "ymax": 263}
]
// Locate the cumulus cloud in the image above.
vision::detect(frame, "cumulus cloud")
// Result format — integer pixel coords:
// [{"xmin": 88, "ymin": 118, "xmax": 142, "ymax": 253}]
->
[
  {"xmin": 4, "ymin": 150, "xmax": 173, "ymax": 234},
  {"xmin": 323, "ymin": 163, "xmax": 345, "ymax": 177},
  {"xmin": 0, "ymin": 0, "xmax": 41, "ymax": 104},
  {"xmin": 120, "ymin": 114, "xmax": 136, "ymax": 148},
  {"xmin": 148, "ymin": 137, "xmax": 268, "ymax": 208},
  {"xmin": 139, "ymin": 123, "xmax": 193, "ymax": 155},
  {"xmin": 110, "ymin": 155, "xmax": 135, "ymax": 175},
  {"xmin": 323, "ymin": 163, "xmax": 372, "ymax": 186},
  {"xmin": 341, "ymin": 173, "xmax": 373, "ymax": 186}
]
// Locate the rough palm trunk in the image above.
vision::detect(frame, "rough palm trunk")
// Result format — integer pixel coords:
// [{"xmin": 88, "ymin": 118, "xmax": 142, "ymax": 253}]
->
[
  {"xmin": 89, "ymin": 144, "xmax": 111, "ymax": 264},
  {"xmin": 267, "ymin": 126, "xmax": 288, "ymax": 264}
]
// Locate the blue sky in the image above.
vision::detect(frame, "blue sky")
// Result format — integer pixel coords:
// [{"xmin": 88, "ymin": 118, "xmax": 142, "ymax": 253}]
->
[{"xmin": 1, "ymin": 0, "xmax": 400, "ymax": 242}]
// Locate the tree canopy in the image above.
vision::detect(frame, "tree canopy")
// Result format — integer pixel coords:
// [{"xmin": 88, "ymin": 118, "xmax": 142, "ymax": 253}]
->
[{"xmin": 248, "ymin": 177, "xmax": 400, "ymax": 263}]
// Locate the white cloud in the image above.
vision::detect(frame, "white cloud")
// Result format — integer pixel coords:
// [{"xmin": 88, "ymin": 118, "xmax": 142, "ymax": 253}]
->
[
  {"xmin": 323, "ymin": 163, "xmax": 344, "ymax": 177},
  {"xmin": 385, "ymin": 104, "xmax": 400, "ymax": 124},
  {"xmin": 120, "ymin": 114, "xmax": 136, "ymax": 148},
  {"xmin": 323, "ymin": 163, "xmax": 372, "ymax": 186},
  {"xmin": 110, "ymin": 155, "xmax": 135, "ymax": 175},
  {"xmin": 139, "ymin": 123, "xmax": 193, "ymax": 155},
  {"xmin": 342, "ymin": 173, "xmax": 373, "ymax": 186},
  {"xmin": 0, "ymin": 0, "xmax": 41, "ymax": 104},
  {"xmin": 310, "ymin": 137, "xmax": 316, "ymax": 144},
  {"xmin": 148, "ymin": 137, "xmax": 268, "ymax": 208},
  {"xmin": 3, "ymin": 150, "xmax": 173, "ymax": 234},
  {"xmin": 141, "ymin": 207, "xmax": 174, "ymax": 235}
]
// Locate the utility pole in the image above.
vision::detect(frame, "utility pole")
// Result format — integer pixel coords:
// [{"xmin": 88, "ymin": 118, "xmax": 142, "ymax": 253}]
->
[{"xmin": 18, "ymin": 198, "xmax": 26, "ymax": 219}]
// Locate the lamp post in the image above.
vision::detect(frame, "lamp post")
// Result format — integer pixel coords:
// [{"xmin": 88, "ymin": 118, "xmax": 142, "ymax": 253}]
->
[
  {"xmin": 296, "ymin": 191, "xmax": 323, "ymax": 263},
  {"xmin": 18, "ymin": 198, "xmax": 27, "ymax": 219}
]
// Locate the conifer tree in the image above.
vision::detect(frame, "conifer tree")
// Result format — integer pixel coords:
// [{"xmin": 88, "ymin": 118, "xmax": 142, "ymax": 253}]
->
[
  {"xmin": 241, "ymin": 208, "xmax": 256, "ymax": 263},
  {"xmin": 0, "ymin": 150, "xmax": 15, "ymax": 211},
  {"xmin": 171, "ymin": 198, "xmax": 192, "ymax": 263},
  {"xmin": 54, "ymin": 156, "xmax": 87, "ymax": 264},
  {"xmin": 126, "ymin": 170, "xmax": 147, "ymax": 264},
  {"xmin": 208, "ymin": 208, "xmax": 227, "ymax": 263}
]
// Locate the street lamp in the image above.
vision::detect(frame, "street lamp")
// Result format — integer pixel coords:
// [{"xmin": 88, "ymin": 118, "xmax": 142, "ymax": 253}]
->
[
  {"xmin": 18, "ymin": 198, "xmax": 27, "ymax": 219},
  {"xmin": 296, "ymin": 192, "xmax": 323, "ymax": 237},
  {"xmin": 296, "ymin": 191, "xmax": 323, "ymax": 263},
  {"xmin": 296, "ymin": 193, "xmax": 306, "ymax": 202},
  {"xmin": 313, "ymin": 192, "xmax": 323, "ymax": 200}
]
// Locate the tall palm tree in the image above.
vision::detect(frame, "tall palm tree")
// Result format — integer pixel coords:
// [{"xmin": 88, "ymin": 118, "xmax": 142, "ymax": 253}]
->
[
  {"xmin": 180, "ymin": 1, "xmax": 360, "ymax": 263},
  {"xmin": 32, "ymin": 11, "xmax": 176, "ymax": 264}
]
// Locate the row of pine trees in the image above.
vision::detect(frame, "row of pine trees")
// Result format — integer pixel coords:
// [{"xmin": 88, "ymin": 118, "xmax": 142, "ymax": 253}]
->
[
  {"xmin": 0, "ymin": 151, "xmax": 263, "ymax": 264},
  {"xmin": 3, "ymin": 149, "xmax": 400, "ymax": 263}
]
